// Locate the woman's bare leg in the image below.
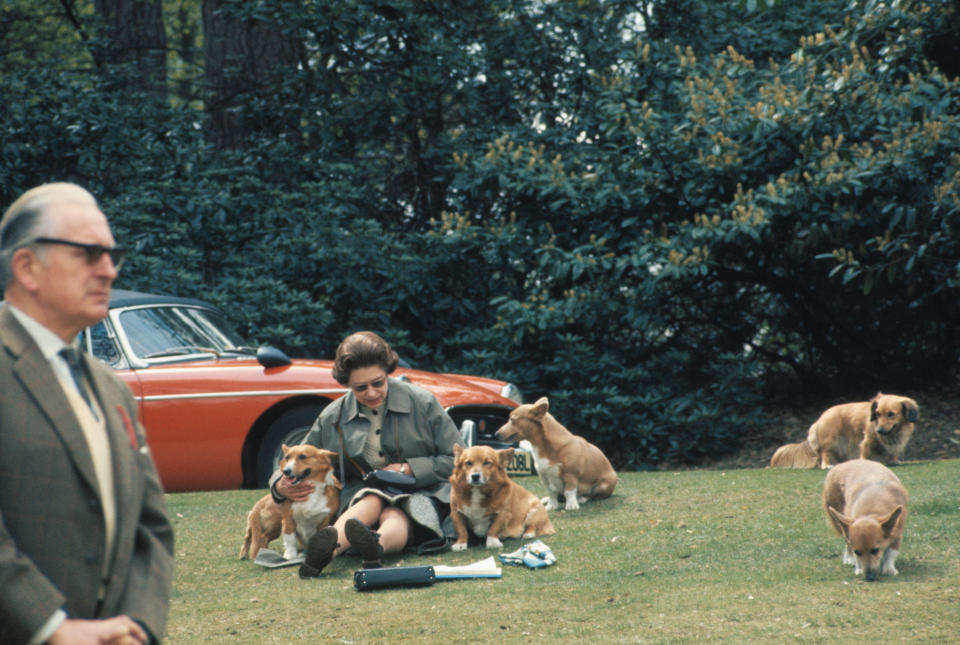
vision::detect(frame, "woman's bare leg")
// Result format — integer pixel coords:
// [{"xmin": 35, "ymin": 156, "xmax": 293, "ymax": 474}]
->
[
  {"xmin": 332, "ymin": 495, "xmax": 384, "ymax": 556},
  {"xmin": 376, "ymin": 506, "xmax": 411, "ymax": 554}
]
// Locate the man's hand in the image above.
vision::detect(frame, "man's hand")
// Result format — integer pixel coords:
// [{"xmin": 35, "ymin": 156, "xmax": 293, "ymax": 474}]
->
[{"xmin": 49, "ymin": 616, "xmax": 148, "ymax": 645}]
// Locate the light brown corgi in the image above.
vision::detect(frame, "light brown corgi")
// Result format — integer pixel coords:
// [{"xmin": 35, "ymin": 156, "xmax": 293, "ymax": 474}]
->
[
  {"xmin": 822, "ymin": 459, "xmax": 908, "ymax": 580},
  {"xmin": 239, "ymin": 444, "xmax": 341, "ymax": 561},
  {"xmin": 770, "ymin": 393, "xmax": 919, "ymax": 469},
  {"xmin": 449, "ymin": 444, "xmax": 554, "ymax": 551},
  {"xmin": 495, "ymin": 397, "xmax": 617, "ymax": 510}
]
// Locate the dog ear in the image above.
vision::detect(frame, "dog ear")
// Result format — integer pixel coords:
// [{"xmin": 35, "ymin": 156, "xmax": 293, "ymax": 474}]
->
[
  {"xmin": 453, "ymin": 443, "xmax": 464, "ymax": 459},
  {"xmin": 827, "ymin": 506, "xmax": 853, "ymax": 537},
  {"xmin": 902, "ymin": 400, "xmax": 919, "ymax": 423},
  {"xmin": 281, "ymin": 443, "xmax": 290, "ymax": 454},
  {"xmin": 497, "ymin": 447, "xmax": 515, "ymax": 467},
  {"xmin": 870, "ymin": 400, "xmax": 879, "ymax": 422},
  {"xmin": 530, "ymin": 397, "xmax": 549, "ymax": 420},
  {"xmin": 880, "ymin": 506, "xmax": 903, "ymax": 536}
]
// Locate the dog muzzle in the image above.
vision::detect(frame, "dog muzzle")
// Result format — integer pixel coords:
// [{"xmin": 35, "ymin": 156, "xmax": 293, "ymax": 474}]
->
[
  {"xmin": 468, "ymin": 472, "xmax": 486, "ymax": 485},
  {"xmin": 283, "ymin": 468, "xmax": 311, "ymax": 484},
  {"xmin": 876, "ymin": 425, "xmax": 896, "ymax": 437}
]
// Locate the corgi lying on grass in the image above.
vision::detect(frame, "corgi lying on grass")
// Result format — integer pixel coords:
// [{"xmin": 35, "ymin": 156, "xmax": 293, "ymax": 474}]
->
[{"xmin": 449, "ymin": 444, "xmax": 554, "ymax": 551}]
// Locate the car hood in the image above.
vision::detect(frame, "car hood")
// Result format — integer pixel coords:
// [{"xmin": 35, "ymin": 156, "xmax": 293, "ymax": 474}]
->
[{"xmin": 125, "ymin": 356, "xmax": 517, "ymax": 409}]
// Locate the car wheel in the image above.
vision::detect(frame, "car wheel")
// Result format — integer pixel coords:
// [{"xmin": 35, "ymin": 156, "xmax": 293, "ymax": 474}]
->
[{"xmin": 255, "ymin": 405, "xmax": 324, "ymax": 488}]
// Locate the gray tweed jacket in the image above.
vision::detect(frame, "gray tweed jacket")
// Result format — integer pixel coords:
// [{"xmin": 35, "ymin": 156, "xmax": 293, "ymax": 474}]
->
[{"xmin": 0, "ymin": 305, "xmax": 175, "ymax": 644}]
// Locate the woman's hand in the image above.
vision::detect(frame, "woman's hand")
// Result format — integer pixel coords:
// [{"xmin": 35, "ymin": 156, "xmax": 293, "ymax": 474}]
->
[
  {"xmin": 275, "ymin": 476, "xmax": 316, "ymax": 502},
  {"xmin": 386, "ymin": 462, "xmax": 412, "ymax": 476}
]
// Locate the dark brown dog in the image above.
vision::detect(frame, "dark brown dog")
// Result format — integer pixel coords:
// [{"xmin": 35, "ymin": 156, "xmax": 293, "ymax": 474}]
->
[{"xmin": 770, "ymin": 393, "xmax": 919, "ymax": 469}]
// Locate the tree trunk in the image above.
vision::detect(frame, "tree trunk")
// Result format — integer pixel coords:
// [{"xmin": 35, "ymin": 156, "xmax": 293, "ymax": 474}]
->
[
  {"xmin": 94, "ymin": 0, "xmax": 167, "ymax": 99},
  {"xmin": 202, "ymin": 0, "xmax": 300, "ymax": 150}
]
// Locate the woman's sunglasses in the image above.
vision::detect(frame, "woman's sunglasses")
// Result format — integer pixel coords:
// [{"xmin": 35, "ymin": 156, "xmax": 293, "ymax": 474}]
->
[{"xmin": 350, "ymin": 377, "xmax": 387, "ymax": 394}]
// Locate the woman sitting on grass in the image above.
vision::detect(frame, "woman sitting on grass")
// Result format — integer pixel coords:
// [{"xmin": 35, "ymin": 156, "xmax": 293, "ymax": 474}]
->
[{"xmin": 271, "ymin": 331, "xmax": 463, "ymax": 577}]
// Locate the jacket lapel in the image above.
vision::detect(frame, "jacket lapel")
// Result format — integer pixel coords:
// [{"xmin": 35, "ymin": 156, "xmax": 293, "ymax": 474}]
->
[{"xmin": 1, "ymin": 307, "xmax": 102, "ymax": 497}]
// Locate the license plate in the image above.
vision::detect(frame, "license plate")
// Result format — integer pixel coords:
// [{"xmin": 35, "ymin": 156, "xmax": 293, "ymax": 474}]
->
[{"xmin": 507, "ymin": 449, "xmax": 535, "ymax": 476}]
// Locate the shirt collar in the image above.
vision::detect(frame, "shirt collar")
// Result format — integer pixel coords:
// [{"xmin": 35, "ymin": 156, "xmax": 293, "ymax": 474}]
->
[
  {"xmin": 7, "ymin": 304, "xmax": 73, "ymax": 361},
  {"xmin": 358, "ymin": 400, "xmax": 387, "ymax": 419}
]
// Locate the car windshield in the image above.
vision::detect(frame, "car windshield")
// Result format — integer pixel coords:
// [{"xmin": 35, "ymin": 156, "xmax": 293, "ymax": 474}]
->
[{"xmin": 119, "ymin": 306, "xmax": 247, "ymax": 360}]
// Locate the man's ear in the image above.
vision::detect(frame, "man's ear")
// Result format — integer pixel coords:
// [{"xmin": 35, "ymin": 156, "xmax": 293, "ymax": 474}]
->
[{"xmin": 9, "ymin": 247, "xmax": 41, "ymax": 291}]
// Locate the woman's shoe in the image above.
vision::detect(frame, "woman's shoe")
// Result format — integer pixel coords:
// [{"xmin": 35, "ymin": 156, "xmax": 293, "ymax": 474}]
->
[
  {"xmin": 298, "ymin": 526, "xmax": 339, "ymax": 579},
  {"xmin": 345, "ymin": 518, "xmax": 384, "ymax": 569}
]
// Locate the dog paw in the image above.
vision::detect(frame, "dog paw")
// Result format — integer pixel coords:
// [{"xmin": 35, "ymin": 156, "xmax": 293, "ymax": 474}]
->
[
  {"xmin": 485, "ymin": 536, "xmax": 504, "ymax": 549},
  {"xmin": 882, "ymin": 550, "xmax": 900, "ymax": 576},
  {"xmin": 283, "ymin": 549, "xmax": 299, "ymax": 560},
  {"xmin": 451, "ymin": 542, "xmax": 468, "ymax": 552}
]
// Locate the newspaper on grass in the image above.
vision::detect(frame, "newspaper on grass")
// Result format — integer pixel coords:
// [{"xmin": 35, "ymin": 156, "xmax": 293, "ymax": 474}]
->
[
  {"xmin": 433, "ymin": 556, "xmax": 502, "ymax": 580},
  {"xmin": 253, "ymin": 548, "xmax": 305, "ymax": 569}
]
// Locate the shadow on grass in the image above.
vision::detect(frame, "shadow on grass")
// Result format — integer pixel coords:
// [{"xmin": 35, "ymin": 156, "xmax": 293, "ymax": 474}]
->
[{"xmin": 896, "ymin": 559, "xmax": 945, "ymax": 581}]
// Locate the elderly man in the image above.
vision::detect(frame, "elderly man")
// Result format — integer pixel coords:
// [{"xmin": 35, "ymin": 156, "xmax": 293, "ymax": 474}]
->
[{"xmin": 0, "ymin": 184, "xmax": 174, "ymax": 645}]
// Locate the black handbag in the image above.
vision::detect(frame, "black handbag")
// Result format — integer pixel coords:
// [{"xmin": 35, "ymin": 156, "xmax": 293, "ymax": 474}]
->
[
  {"xmin": 354, "ymin": 565, "xmax": 436, "ymax": 591},
  {"xmin": 362, "ymin": 469, "xmax": 417, "ymax": 495}
]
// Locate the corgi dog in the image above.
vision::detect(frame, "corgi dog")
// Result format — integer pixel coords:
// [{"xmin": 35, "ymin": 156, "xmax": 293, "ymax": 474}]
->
[
  {"xmin": 822, "ymin": 459, "xmax": 908, "ymax": 580},
  {"xmin": 770, "ymin": 393, "xmax": 919, "ymax": 469},
  {"xmin": 495, "ymin": 397, "xmax": 617, "ymax": 511},
  {"xmin": 239, "ymin": 444, "xmax": 341, "ymax": 561},
  {"xmin": 449, "ymin": 444, "xmax": 554, "ymax": 551}
]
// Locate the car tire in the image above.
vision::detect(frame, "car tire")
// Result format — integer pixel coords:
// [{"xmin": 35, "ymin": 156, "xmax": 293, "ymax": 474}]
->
[{"xmin": 255, "ymin": 405, "xmax": 324, "ymax": 488}]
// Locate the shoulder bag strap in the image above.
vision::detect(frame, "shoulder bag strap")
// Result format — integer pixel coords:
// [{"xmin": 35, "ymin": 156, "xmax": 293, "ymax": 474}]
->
[{"xmin": 335, "ymin": 421, "xmax": 369, "ymax": 482}]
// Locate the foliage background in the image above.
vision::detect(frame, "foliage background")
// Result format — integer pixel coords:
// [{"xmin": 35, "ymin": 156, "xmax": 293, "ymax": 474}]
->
[{"xmin": 2, "ymin": 0, "xmax": 958, "ymax": 468}]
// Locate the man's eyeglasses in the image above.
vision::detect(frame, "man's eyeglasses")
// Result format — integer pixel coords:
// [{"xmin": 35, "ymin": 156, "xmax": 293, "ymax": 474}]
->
[{"xmin": 30, "ymin": 237, "xmax": 127, "ymax": 270}]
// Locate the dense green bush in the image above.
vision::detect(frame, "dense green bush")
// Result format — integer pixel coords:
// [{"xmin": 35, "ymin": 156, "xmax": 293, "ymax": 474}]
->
[
  {"xmin": 420, "ymin": 0, "xmax": 960, "ymax": 465},
  {"xmin": 1, "ymin": 0, "xmax": 958, "ymax": 468}
]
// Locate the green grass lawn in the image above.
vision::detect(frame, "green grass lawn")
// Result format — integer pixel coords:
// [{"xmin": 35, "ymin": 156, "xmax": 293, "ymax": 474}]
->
[{"xmin": 164, "ymin": 460, "xmax": 960, "ymax": 644}]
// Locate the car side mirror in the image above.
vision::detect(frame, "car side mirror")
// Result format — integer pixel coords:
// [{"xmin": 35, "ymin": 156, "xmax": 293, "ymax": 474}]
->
[{"xmin": 256, "ymin": 345, "xmax": 292, "ymax": 368}]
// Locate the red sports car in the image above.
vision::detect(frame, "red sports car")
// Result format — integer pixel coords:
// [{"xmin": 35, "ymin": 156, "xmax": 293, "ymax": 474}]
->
[{"xmin": 80, "ymin": 290, "xmax": 527, "ymax": 492}]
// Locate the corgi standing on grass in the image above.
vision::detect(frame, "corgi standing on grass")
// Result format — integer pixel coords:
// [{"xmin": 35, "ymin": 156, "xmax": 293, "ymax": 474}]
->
[{"xmin": 822, "ymin": 459, "xmax": 908, "ymax": 580}]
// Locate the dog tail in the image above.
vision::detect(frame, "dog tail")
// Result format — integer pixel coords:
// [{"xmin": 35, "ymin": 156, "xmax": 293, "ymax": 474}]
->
[
  {"xmin": 239, "ymin": 514, "xmax": 254, "ymax": 560},
  {"xmin": 769, "ymin": 440, "xmax": 818, "ymax": 468},
  {"xmin": 526, "ymin": 500, "xmax": 555, "ymax": 536}
]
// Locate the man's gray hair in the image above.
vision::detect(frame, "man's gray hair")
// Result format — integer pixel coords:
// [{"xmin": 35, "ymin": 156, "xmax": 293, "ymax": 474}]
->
[{"xmin": 0, "ymin": 183, "xmax": 98, "ymax": 286}]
